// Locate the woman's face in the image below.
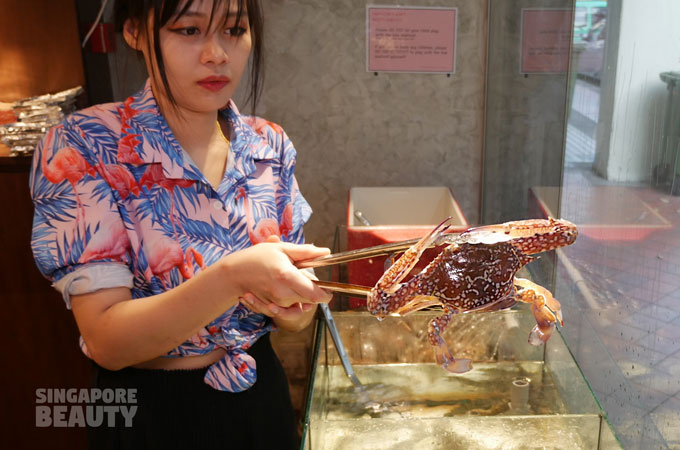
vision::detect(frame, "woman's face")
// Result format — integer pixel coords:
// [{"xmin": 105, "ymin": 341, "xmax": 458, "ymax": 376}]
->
[{"xmin": 137, "ymin": 0, "xmax": 252, "ymax": 114}]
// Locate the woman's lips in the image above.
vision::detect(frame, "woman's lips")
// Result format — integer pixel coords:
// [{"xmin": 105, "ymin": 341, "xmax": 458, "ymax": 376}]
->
[{"xmin": 197, "ymin": 77, "xmax": 230, "ymax": 92}]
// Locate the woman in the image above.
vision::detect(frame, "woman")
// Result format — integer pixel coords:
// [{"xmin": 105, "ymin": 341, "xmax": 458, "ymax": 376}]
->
[{"xmin": 30, "ymin": 0, "xmax": 330, "ymax": 448}]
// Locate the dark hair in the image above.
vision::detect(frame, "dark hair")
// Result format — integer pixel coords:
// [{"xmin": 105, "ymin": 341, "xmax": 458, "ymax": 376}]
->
[{"xmin": 114, "ymin": 0, "xmax": 264, "ymax": 112}]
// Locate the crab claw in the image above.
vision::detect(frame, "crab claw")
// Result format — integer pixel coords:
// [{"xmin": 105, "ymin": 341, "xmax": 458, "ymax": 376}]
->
[
  {"xmin": 529, "ymin": 322, "xmax": 556, "ymax": 345},
  {"xmin": 514, "ymin": 278, "xmax": 563, "ymax": 346},
  {"xmin": 514, "ymin": 278, "xmax": 563, "ymax": 323}
]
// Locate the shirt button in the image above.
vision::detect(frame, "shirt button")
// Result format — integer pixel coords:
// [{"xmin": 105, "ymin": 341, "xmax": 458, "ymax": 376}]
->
[{"xmin": 213, "ymin": 201, "xmax": 223, "ymax": 210}]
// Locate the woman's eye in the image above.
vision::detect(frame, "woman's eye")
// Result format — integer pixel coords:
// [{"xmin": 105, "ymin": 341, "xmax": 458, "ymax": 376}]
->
[
  {"xmin": 174, "ymin": 26, "xmax": 200, "ymax": 36},
  {"xmin": 225, "ymin": 26, "xmax": 247, "ymax": 37}
]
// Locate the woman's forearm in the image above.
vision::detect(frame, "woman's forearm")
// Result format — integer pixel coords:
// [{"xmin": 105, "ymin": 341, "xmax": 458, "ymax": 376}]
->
[
  {"xmin": 72, "ymin": 242, "xmax": 331, "ymax": 370},
  {"xmin": 72, "ymin": 259, "xmax": 241, "ymax": 370}
]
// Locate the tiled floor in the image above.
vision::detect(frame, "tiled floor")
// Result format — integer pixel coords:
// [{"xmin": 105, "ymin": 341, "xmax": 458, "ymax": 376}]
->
[
  {"xmin": 556, "ymin": 79, "xmax": 680, "ymax": 449},
  {"xmin": 557, "ymin": 185, "xmax": 680, "ymax": 450}
]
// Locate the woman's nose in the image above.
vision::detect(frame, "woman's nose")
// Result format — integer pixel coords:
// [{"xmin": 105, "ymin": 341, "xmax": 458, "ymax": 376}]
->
[{"xmin": 200, "ymin": 36, "xmax": 229, "ymax": 65}]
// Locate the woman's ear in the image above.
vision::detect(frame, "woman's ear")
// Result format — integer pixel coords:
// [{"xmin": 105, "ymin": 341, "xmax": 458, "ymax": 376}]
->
[{"xmin": 122, "ymin": 19, "xmax": 143, "ymax": 50}]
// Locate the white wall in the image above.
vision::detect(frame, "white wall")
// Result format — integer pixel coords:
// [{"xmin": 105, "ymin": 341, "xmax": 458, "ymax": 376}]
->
[{"xmin": 595, "ymin": 0, "xmax": 680, "ymax": 182}]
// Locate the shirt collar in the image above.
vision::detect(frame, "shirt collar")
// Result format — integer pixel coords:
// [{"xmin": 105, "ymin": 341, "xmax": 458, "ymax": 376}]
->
[{"xmin": 117, "ymin": 79, "xmax": 275, "ymax": 183}]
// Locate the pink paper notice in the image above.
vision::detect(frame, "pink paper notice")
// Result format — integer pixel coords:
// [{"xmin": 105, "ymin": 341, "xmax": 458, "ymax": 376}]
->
[
  {"xmin": 367, "ymin": 7, "xmax": 456, "ymax": 73},
  {"xmin": 521, "ymin": 9, "xmax": 572, "ymax": 73}
]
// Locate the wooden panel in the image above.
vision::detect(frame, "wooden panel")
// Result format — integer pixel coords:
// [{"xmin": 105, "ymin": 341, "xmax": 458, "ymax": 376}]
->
[
  {"xmin": 271, "ymin": 323, "xmax": 317, "ymax": 426},
  {"xmin": 0, "ymin": 159, "xmax": 89, "ymax": 449},
  {"xmin": 0, "ymin": 0, "xmax": 85, "ymax": 102}
]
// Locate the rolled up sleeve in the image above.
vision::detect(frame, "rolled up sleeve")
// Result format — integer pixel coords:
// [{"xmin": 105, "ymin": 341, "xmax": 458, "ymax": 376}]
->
[{"xmin": 30, "ymin": 119, "xmax": 134, "ymax": 308}]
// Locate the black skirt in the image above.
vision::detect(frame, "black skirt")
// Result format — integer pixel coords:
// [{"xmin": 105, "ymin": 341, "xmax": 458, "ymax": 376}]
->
[{"xmin": 87, "ymin": 333, "xmax": 299, "ymax": 450}]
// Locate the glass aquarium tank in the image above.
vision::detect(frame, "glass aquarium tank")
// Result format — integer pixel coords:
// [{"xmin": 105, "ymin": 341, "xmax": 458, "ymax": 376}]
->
[
  {"xmin": 301, "ymin": 309, "xmax": 620, "ymax": 449},
  {"xmin": 259, "ymin": 0, "xmax": 680, "ymax": 448},
  {"xmin": 483, "ymin": 1, "xmax": 680, "ymax": 448}
]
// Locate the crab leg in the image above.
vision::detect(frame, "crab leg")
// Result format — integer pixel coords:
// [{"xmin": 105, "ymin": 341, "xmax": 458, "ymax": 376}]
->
[
  {"xmin": 426, "ymin": 294, "xmax": 518, "ymax": 373},
  {"xmin": 428, "ymin": 312, "xmax": 472, "ymax": 373},
  {"xmin": 513, "ymin": 278, "xmax": 563, "ymax": 345},
  {"xmin": 368, "ymin": 218, "xmax": 452, "ymax": 316},
  {"xmin": 380, "ymin": 217, "xmax": 452, "ymax": 293}
]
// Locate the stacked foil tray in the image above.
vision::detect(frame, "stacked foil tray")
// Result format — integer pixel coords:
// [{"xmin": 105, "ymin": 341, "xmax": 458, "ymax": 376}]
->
[{"xmin": 0, "ymin": 86, "xmax": 83, "ymax": 157}]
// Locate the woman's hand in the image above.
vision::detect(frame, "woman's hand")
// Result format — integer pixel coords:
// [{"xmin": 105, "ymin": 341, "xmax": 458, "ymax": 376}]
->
[
  {"xmin": 240, "ymin": 292, "xmax": 315, "ymax": 319},
  {"xmin": 239, "ymin": 277, "xmax": 321, "ymax": 332},
  {"xmin": 222, "ymin": 235, "xmax": 332, "ymax": 309},
  {"xmin": 234, "ymin": 235, "xmax": 329, "ymax": 331}
]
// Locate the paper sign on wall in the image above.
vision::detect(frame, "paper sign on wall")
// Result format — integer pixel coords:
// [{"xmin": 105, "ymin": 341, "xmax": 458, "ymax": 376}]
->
[
  {"xmin": 367, "ymin": 6, "xmax": 457, "ymax": 74},
  {"xmin": 520, "ymin": 8, "xmax": 573, "ymax": 74}
]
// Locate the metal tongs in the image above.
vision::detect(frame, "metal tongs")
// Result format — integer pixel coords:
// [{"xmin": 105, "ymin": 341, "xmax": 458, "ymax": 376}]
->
[
  {"xmin": 298, "ymin": 230, "xmax": 462, "ymax": 297},
  {"xmin": 297, "ymin": 231, "xmax": 462, "ymax": 389}
]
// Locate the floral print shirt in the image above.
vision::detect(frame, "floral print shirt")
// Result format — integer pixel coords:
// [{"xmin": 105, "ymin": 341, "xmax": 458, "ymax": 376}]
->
[{"xmin": 30, "ymin": 80, "xmax": 312, "ymax": 392}]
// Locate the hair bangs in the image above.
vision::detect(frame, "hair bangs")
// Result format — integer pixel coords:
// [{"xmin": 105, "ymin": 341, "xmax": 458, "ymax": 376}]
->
[{"xmin": 161, "ymin": 0, "xmax": 248, "ymax": 31}]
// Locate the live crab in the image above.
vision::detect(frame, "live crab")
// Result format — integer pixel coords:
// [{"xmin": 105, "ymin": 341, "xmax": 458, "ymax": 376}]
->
[{"xmin": 367, "ymin": 217, "xmax": 578, "ymax": 373}]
